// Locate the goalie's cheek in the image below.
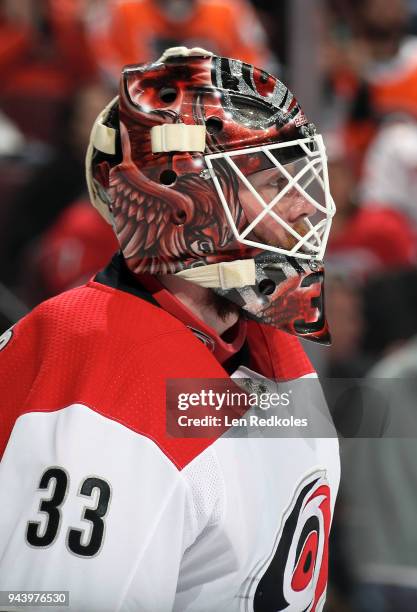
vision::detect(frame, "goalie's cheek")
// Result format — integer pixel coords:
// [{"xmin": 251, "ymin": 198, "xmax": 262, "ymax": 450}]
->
[{"xmin": 238, "ymin": 187, "xmax": 315, "ymax": 248}]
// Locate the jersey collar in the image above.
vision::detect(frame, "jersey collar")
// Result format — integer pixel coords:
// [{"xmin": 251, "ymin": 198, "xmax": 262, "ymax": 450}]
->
[
  {"xmin": 95, "ymin": 253, "xmax": 247, "ymax": 364},
  {"xmin": 138, "ymin": 273, "xmax": 247, "ymax": 364}
]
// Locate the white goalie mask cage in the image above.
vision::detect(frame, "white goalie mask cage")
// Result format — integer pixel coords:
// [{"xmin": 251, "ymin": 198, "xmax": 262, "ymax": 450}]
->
[{"xmin": 204, "ymin": 133, "xmax": 336, "ymax": 261}]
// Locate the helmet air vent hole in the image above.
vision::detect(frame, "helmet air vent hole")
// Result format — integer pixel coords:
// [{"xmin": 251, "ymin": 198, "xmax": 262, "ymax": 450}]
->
[
  {"xmin": 206, "ymin": 116, "xmax": 223, "ymax": 134},
  {"xmin": 159, "ymin": 87, "xmax": 177, "ymax": 104},
  {"xmin": 258, "ymin": 279, "xmax": 276, "ymax": 296},
  {"xmin": 171, "ymin": 210, "xmax": 187, "ymax": 225},
  {"xmin": 160, "ymin": 169, "xmax": 177, "ymax": 185}
]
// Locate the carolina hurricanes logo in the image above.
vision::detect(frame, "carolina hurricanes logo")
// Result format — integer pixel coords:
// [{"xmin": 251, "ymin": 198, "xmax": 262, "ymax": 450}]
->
[
  {"xmin": 212, "ymin": 57, "xmax": 306, "ymax": 130},
  {"xmin": 245, "ymin": 471, "xmax": 331, "ymax": 612},
  {"xmin": 187, "ymin": 326, "xmax": 216, "ymax": 352}
]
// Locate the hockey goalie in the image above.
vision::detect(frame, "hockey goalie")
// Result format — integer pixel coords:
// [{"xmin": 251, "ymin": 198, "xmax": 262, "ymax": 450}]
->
[{"xmin": 0, "ymin": 47, "xmax": 339, "ymax": 611}]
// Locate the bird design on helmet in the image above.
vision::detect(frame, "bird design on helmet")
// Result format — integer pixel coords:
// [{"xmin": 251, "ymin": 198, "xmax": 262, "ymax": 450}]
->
[{"xmin": 86, "ymin": 47, "xmax": 335, "ymax": 343}]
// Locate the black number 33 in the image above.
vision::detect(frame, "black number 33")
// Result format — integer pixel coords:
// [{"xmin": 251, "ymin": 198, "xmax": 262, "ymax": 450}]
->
[{"xmin": 26, "ymin": 467, "xmax": 111, "ymax": 557}]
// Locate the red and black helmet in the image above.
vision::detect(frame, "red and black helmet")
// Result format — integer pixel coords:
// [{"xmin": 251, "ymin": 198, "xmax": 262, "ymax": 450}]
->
[{"xmin": 86, "ymin": 47, "xmax": 335, "ymax": 343}]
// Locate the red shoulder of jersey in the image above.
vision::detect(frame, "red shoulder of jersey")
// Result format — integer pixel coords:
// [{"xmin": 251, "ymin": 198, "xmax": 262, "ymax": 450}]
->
[
  {"xmin": 0, "ymin": 282, "xmax": 229, "ymax": 468},
  {"xmin": 0, "ymin": 282, "xmax": 315, "ymax": 468}
]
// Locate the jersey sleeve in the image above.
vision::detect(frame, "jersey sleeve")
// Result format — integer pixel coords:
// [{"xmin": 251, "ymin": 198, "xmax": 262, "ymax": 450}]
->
[
  {"xmin": 0, "ymin": 403, "xmax": 198, "ymax": 612},
  {"xmin": 0, "ymin": 290, "xmax": 228, "ymax": 612}
]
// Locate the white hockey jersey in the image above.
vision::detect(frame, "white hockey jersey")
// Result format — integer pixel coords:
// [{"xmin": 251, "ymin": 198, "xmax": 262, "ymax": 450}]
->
[{"xmin": 0, "ymin": 256, "xmax": 340, "ymax": 612}]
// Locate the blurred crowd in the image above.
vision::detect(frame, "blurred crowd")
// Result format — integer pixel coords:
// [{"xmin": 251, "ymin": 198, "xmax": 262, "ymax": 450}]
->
[{"xmin": 1, "ymin": 1, "xmax": 417, "ymax": 610}]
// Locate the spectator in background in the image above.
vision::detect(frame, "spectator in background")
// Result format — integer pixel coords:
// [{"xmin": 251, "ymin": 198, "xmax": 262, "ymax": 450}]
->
[
  {"xmin": 360, "ymin": 115, "xmax": 417, "ymax": 229},
  {"xmin": 325, "ymin": 131, "xmax": 416, "ymax": 276},
  {"xmin": 312, "ymin": 128, "xmax": 417, "ymax": 379},
  {"xmin": 321, "ymin": 0, "xmax": 417, "ymax": 170},
  {"xmin": 86, "ymin": 0, "xmax": 276, "ymax": 83},
  {"xmin": 21, "ymin": 199, "xmax": 117, "ymax": 306},
  {"xmin": 323, "ymin": 0, "xmax": 416, "ymax": 106},
  {"xmin": 355, "ymin": 0, "xmax": 417, "ymax": 116},
  {"xmin": 0, "ymin": 82, "xmax": 114, "ymax": 289},
  {"xmin": 0, "ymin": 0, "xmax": 97, "ymax": 144}
]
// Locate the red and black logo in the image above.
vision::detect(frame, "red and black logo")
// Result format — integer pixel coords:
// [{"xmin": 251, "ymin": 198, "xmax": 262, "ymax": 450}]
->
[{"xmin": 250, "ymin": 471, "xmax": 331, "ymax": 612}]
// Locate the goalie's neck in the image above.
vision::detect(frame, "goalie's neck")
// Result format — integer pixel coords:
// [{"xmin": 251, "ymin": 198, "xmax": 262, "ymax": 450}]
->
[
  {"xmin": 158, "ymin": 273, "xmax": 239, "ymax": 336},
  {"xmin": 138, "ymin": 273, "xmax": 246, "ymax": 365}
]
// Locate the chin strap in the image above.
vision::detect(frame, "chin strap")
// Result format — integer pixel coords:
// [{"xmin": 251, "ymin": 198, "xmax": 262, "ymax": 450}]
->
[{"xmin": 175, "ymin": 259, "xmax": 256, "ymax": 289}]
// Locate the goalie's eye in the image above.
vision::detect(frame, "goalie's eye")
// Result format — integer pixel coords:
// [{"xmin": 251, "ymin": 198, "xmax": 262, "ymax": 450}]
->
[
  {"xmin": 243, "ymin": 169, "xmax": 288, "ymax": 194},
  {"xmin": 267, "ymin": 177, "xmax": 287, "ymax": 190}
]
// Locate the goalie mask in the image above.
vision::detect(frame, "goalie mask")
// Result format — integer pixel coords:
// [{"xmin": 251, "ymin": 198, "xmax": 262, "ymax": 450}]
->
[{"xmin": 86, "ymin": 47, "xmax": 335, "ymax": 343}]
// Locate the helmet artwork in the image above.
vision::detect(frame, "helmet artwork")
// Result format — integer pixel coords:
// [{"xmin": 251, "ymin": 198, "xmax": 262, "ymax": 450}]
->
[{"xmin": 86, "ymin": 47, "xmax": 336, "ymax": 343}]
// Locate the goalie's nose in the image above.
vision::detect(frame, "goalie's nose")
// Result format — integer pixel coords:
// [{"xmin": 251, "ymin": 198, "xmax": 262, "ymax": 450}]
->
[{"xmin": 285, "ymin": 193, "xmax": 316, "ymax": 224}]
